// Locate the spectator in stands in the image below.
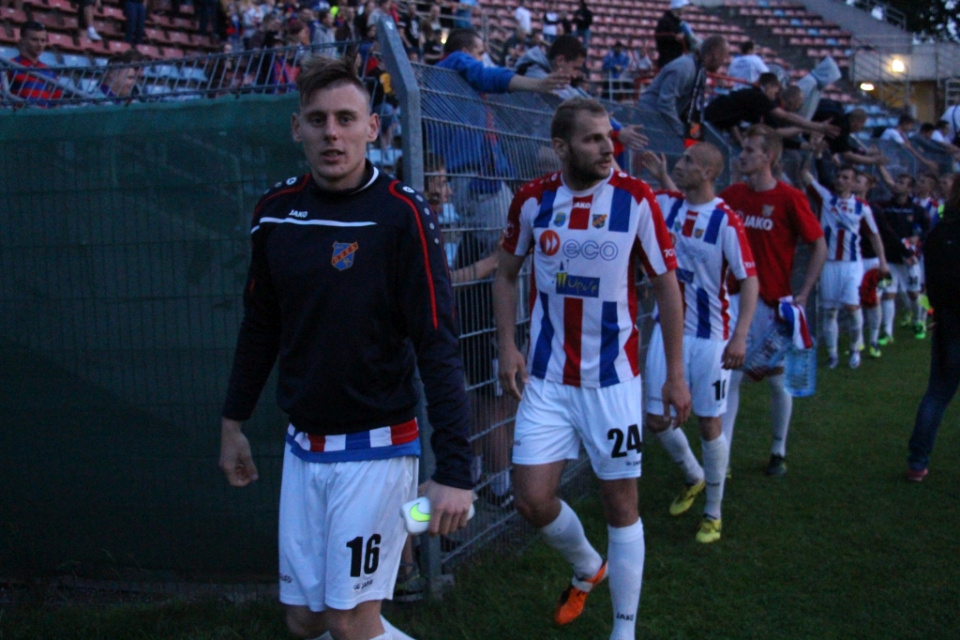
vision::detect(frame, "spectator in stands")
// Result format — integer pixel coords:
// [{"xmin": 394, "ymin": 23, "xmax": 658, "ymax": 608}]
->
[
  {"xmin": 655, "ymin": 0, "xmax": 698, "ymax": 70},
  {"xmin": 601, "ymin": 41, "xmax": 630, "ymax": 101},
  {"xmin": 704, "ymin": 73, "xmax": 838, "ymax": 146},
  {"xmin": 542, "ymin": 0, "xmax": 560, "ymax": 44},
  {"xmin": 726, "ymin": 40, "xmax": 768, "ymax": 86},
  {"xmin": 917, "ymin": 121, "xmax": 960, "ymax": 162},
  {"xmin": 6, "ymin": 22, "xmax": 62, "ymax": 107},
  {"xmin": 335, "ymin": 4, "xmax": 359, "ymax": 42},
  {"xmin": 248, "ymin": 11, "xmax": 282, "ymax": 49},
  {"xmin": 627, "ymin": 46, "xmax": 653, "ymax": 82},
  {"xmin": 454, "ymin": 0, "xmax": 476, "ymax": 29},
  {"xmin": 421, "ymin": 21, "xmax": 443, "ymax": 64},
  {"xmin": 515, "ymin": 34, "xmax": 649, "ymax": 165},
  {"xmin": 514, "ymin": 0, "xmax": 531, "ymax": 35},
  {"xmin": 882, "ymin": 113, "xmax": 939, "ymax": 173},
  {"xmin": 124, "ymin": 0, "xmax": 147, "ymax": 46},
  {"xmin": 78, "ymin": 0, "xmax": 103, "ymax": 42},
  {"xmin": 940, "ymin": 101, "xmax": 960, "ymax": 144},
  {"xmin": 310, "ymin": 8, "xmax": 336, "ymax": 46},
  {"xmin": 498, "ymin": 24, "xmax": 528, "ymax": 68},
  {"xmin": 572, "ymin": 0, "xmax": 592, "ymax": 52},
  {"xmin": 638, "ymin": 35, "xmax": 728, "ymax": 139},
  {"xmin": 398, "ymin": 1, "xmax": 421, "ymax": 59},
  {"xmin": 811, "ymin": 104, "xmax": 886, "ymax": 167},
  {"xmin": 99, "ymin": 49, "xmax": 145, "ymax": 103}
]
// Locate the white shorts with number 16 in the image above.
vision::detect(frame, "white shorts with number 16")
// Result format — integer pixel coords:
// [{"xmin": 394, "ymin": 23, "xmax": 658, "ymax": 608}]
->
[
  {"xmin": 278, "ymin": 449, "xmax": 417, "ymax": 612},
  {"xmin": 644, "ymin": 323, "xmax": 730, "ymax": 418}
]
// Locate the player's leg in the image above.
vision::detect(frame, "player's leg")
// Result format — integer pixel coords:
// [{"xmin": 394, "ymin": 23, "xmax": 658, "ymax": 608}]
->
[
  {"xmin": 820, "ymin": 262, "xmax": 842, "ymax": 367},
  {"xmin": 691, "ymin": 337, "xmax": 730, "ymax": 542},
  {"xmin": 697, "ymin": 416, "xmax": 726, "ymax": 543},
  {"xmin": 719, "ymin": 293, "xmax": 743, "ymax": 474},
  {"xmin": 846, "ymin": 304, "xmax": 863, "ymax": 367},
  {"xmin": 512, "ymin": 379, "xmax": 604, "ymax": 624},
  {"xmin": 822, "ymin": 305, "xmax": 840, "ymax": 367},
  {"xmin": 907, "ymin": 265, "xmax": 926, "ymax": 338},
  {"xmin": 766, "ymin": 369, "xmax": 791, "ymax": 476},
  {"xmin": 515, "ymin": 461, "xmax": 606, "ymax": 624},
  {"xmin": 907, "ymin": 309, "xmax": 960, "ymax": 477},
  {"xmin": 860, "ymin": 260, "xmax": 883, "ymax": 357},
  {"xmin": 576, "ymin": 377, "xmax": 647, "ymax": 640},
  {"xmin": 879, "ymin": 267, "xmax": 902, "ymax": 343},
  {"xmin": 598, "ymin": 477, "xmax": 644, "ymax": 640},
  {"xmin": 842, "ymin": 262, "xmax": 865, "ymax": 367},
  {"xmin": 644, "ymin": 324, "xmax": 704, "ymax": 514}
]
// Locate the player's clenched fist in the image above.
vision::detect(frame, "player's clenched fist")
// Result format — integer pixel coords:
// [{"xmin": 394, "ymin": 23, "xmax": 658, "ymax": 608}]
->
[{"xmin": 220, "ymin": 418, "xmax": 259, "ymax": 487}]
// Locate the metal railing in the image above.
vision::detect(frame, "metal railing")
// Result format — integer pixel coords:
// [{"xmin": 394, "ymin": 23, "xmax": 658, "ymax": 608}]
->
[{"xmin": 1, "ymin": 41, "xmax": 358, "ymax": 108}]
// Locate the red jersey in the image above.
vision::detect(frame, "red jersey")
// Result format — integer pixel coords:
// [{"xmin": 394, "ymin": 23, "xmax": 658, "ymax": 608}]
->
[{"xmin": 719, "ymin": 181, "xmax": 823, "ymax": 306}]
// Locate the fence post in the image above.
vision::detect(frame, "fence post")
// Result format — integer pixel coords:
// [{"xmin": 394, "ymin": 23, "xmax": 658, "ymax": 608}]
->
[{"xmin": 376, "ymin": 16, "xmax": 449, "ymax": 598}]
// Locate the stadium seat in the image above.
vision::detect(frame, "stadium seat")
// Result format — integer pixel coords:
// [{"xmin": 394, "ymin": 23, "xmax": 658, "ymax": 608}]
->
[
  {"xmin": 0, "ymin": 44, "xmax": 18, "ymax": 60},
  {"xmin": 62, "ymin": 52, "xmax": 92, "ymax": 67},
  {"xmin": 46, "ymin": 31, "xmax": 86, "ymax": 53}
]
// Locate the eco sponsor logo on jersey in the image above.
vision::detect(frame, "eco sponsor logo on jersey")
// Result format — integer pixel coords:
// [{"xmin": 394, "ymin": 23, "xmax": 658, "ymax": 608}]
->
[
  {"xmin": 556, "ymin": 271, "xmax": 600, "ymax": 297},
  {"xmin": 332, "ymin": 241, "xmax": 359, "ymax": 270},
  {"xmin": 562, "ymin": 239, "xmax": 619, "ymax": 261},
  {"xmin": 539, "ymin": 230, "xmax": 561, "ymax": 256}
]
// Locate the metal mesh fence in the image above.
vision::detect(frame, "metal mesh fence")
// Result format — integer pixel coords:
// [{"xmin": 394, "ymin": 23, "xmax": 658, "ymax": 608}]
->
[{"xmin": 402, "ymin": 59, "xmax": 684, "ymax": 571}]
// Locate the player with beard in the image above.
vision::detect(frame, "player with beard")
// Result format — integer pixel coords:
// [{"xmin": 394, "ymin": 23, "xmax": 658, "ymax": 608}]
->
[{"xmin": 494, "ymin": 97, "xmax": 691, "ymax": 640}]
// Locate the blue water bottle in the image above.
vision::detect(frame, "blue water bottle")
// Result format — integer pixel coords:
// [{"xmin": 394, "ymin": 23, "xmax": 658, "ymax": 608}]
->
[{"xmin": 784, "ymin": 342, "xmax": 817, "ymax": 397}]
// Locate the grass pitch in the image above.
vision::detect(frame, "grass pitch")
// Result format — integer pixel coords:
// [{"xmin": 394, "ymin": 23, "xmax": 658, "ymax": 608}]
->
[{"xmin": 2, "ymin": 323, "xmax": 957, "ymax": 639}]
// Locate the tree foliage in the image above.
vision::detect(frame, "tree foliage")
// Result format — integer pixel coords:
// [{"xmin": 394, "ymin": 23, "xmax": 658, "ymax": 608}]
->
[{"xmin": 886, "ymin": 0, "xmax": 960, "ymax": 42}]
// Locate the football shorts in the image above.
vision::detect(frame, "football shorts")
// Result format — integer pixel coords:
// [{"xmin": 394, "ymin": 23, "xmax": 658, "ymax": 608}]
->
[
  {"xmin": 278, "ymin": 450, "xmax": 418, "ymax": 611},
  {"xmin": 644, "ymin": 323, "xmax": 731, "ymax": 418},
  {"xmin": 513, "ymin": 376, "xmax": 644, "ymax": 480},
  {"xmin": 882, "ymin": 263, "xmax": 921, "ymax": 295},
  {"xmin": 820, "ymin": 260, "xmax": 864, "ymax": 308}
]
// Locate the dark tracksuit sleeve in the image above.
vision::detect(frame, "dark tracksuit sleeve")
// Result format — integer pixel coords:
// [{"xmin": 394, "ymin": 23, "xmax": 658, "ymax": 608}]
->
[
  {"xmin": 393, "ymin": 184, "xmax": 473, "ymax": 490},
  {"xmin": 222, "ymin": 214, "xmax": 283, "ymax": 422}
]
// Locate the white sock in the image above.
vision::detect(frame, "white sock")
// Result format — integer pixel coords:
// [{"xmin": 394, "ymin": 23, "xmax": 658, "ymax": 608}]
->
[
  {"xmin": 866, "ymin": 305, "xmax": 881, "ymax": 345},
  {"xmin": 701, "ymin": 435, "xmax": 729, "ymax": 520},
  {"xmin": 768, "ymin": 374, "xmax": 792, "ymax": 457},
  {"xmin": 882, "ymin": 298, "xmax": 895, "ymax": 336},
  {"xmin": 607, "ymin": 520, "xmax": 645, "ymax": 640},
  {"xmin": 849, "ymin": 308, "xmax": 863, "ymax": 351},
  {"xmin": 380, "ymin": 616, "xmax": 415, "ymax": 640},
  {"xmin": 540, "ymin": 500, "xmax": 603, "ymax": 579},
  {"xmin": 654, "ymin": 427, "xmax": 704, "ymax": 485},
  {"xmin": 912, "ymin": 297, "xmax": 924, "ymax": 325},
  {"xmin": 823, "ymin": 307, "xmax": 839, "ymax": 357},
  {"xmin": 721, "ymin": 370, "xmax": 743, "ymax": 458}
]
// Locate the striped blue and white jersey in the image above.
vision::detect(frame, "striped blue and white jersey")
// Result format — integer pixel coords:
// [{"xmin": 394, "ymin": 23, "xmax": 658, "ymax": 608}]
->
[
  {"xmin": 654, "ymin": 192, "xmax": 756, "ymax": 341},
  {"xmin": 809, "ymin": 179, "xmax": 878, "ymax": 262},
  {"xmin": 503, "ymin": 170, "xmax": 676, "ymax": 388}
]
